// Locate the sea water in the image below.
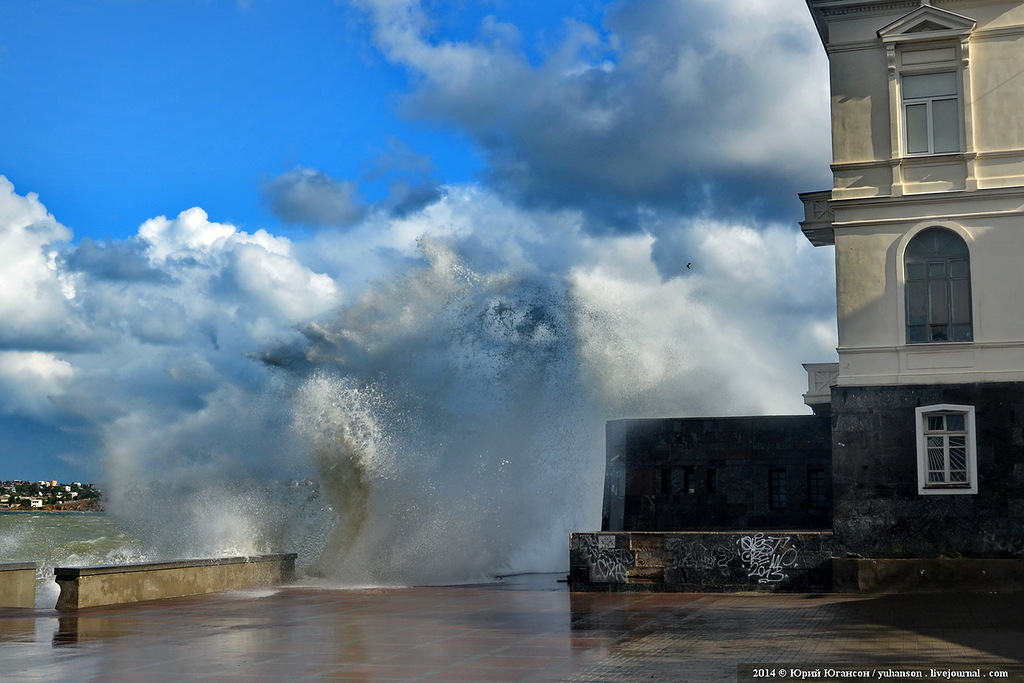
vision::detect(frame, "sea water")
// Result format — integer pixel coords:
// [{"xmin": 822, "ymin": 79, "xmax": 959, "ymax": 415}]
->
[{"xmin": 0, "ymin": 511, "xmax": 145, "ymax": 607}]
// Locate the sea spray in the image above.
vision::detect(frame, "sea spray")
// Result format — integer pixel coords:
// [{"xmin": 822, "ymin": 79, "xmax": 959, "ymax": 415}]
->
[
  {"xmin": 87, "ymin": 235, "xmax": 606, "ymax": 585},
  {"xmin": 280, "ymin": 239, "xmax": 604, "ymax": 584}
]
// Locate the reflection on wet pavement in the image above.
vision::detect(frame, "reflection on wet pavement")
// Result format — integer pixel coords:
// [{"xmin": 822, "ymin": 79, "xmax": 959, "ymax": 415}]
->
[{"xmin": 0, "ymin": 577, "xmax": 1021, "ymax": 681}]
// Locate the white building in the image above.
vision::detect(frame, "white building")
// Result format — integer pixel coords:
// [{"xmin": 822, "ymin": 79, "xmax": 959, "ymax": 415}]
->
[{"xmin": 803, "ymin": 0, "xmax": 1024, "ymax": 557}]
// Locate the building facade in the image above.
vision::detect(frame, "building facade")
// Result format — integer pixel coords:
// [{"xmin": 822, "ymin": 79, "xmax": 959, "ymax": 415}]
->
[
  {"xmin": 802, "ymin": 0, "xmax": 1024, "ymax": 558},
  {"xmin": 603, "ymin": 416, "xmax": 832, "ymax": 533}
]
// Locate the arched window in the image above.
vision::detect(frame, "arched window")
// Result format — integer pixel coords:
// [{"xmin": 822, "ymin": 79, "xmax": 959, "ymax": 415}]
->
[{"xmin": 905, "ymin": 228, "xmax": 972, "ymax": 343}]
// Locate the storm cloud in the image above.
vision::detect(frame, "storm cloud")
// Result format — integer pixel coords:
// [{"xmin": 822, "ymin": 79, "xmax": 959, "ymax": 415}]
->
[{"xmin": 352, "ymin": 0, "xmax": 831, "ymax": 230}]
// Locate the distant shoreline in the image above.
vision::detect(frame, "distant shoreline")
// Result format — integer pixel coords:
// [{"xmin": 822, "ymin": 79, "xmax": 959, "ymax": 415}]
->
[
  {"xmin": 0, "ymin": 508, "xmax": 105, "ymax": 513},
  {"xmin": 0, "ymin": 501, "xmax": 103, "ymax": 513}
]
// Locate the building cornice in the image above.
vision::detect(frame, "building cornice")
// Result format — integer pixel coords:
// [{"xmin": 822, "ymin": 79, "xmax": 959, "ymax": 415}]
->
[
  {"xmin": 810, "ymin": 1, "xmax": 920, "ymax": 18},
  {"xmin": 831, "ymin": 183, "xmax": 1024, "ymax": 207}
]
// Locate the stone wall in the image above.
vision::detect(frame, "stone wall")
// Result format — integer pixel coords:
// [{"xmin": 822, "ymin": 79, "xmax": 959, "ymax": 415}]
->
[
  {"xmin": 832, "ymin": 383, "xmax": 1024, "ymax": 559},
  {"xmin": 834, "ymin": 558, "xmax": 1024, "ymax": 593},
  {"xmin": 604, "ymin": 416, "xmax": 832, "ymax": 532},
  {"xmin": 55, "ymin": 554, "xmax": 297, "ymax": 611},
  {"xmin": 569, "ymin": 532, "xmax": 838, "ymax": 592},
  {"xmin": 0, "ymin": 562, "xmax": 36, "ymax": 608}
]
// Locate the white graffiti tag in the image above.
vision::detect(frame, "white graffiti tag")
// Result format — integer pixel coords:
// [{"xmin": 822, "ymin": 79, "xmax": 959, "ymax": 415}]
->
[{"xmin": 737, "ymin": 534, "xmax": 798, "ymax": 583}]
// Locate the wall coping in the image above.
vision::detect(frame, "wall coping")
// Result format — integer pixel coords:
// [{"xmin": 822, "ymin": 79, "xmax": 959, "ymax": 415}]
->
[
  {"xmin": 55, "ymin": 553, "xmax": 297, "ymax": 578},
  {"xmin": 577, "ymin": 531, "xmax": 836, "ymax": 536},
  {"xmin": 0, "ymin": 562, "xmax": 35, "ymax": 572}
]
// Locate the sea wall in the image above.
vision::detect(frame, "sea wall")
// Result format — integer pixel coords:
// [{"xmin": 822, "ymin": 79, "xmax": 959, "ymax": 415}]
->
[
  {"xmin": 54, "ymin": 554, "xmax": 297, "ymax": 611},
  {"xmin": 0, "ymin": 562, "xmax": 36, "ymax": 608},
  {"xmin": 833, "ymin": 558, "xmax": 1024, "ymax": 592},
  {"xmin": 569, "ymin": 532, "xmax": 838, "ymax": 592}
]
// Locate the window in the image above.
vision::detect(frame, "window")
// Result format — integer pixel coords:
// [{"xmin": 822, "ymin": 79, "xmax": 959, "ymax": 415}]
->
[
  {"xmin": 706, "ymin": 468, "xmax": 717, "ymax": 495},
  {"xmin": 905, "ymin": 228, "xmax": 972, "ymax": 343},
  {"xmin": 683, "ymin": 466, "xmax": 695, "ymax": 494},
  {"xmin": 769, "ymin": 470, "xmax": 787, "ymax": 510},
  {"xmin": 807, "ymin": 468, "xmax": 826, "ymax": 510},
  {"xmin": 915, "ymin": 404, "xmax": 978, "ymax": 495},
  {"xmin": 660, "ymin": 468, "xmax": 671, "ymax": 495},
  {"xmin": 902, "ymin": 72, "xmax": 960, "ymax": 155},
  {"xmin": 877, "ymin": 4, "xmax": 975, "ymax": 166}
]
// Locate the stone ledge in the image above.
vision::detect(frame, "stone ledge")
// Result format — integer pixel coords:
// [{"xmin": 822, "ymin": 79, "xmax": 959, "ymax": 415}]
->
[
  {"xmin": 55, "ymin": 553, "xmax": 297, "ymax": 611},
  {"xmin": 54, "ymin": 553, "xmax": 297, "ymax": 578}
]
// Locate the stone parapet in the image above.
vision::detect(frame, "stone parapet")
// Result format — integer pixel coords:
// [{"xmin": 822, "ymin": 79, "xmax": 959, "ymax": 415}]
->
[
  {"xmin": 0, "ymin": 562, "xmax": 37, "ymax": 608},
  {"xmin": 54, "ymin": 553, "xmax": 297, "ymax": 611},
  {"xmin": 569, "ymin": 532, "xmax": 838, "ymax": 592}
]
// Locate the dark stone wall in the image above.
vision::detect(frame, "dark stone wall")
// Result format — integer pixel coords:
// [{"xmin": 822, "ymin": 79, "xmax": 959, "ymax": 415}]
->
[
  {"xmin": 832, "ymin": 383, "xmax": 1024, "ymax": 558},
  {"xmin": 603, "ymin": 416, "xmax": 832, "ymax": 532},
  {"xmin": 569, "ymin": 531, "xmax": 838, "ymax": 592}
]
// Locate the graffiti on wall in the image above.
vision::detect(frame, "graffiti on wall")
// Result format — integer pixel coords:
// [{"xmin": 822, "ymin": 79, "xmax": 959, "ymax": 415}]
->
[
  {"xmin": 737, "ymin": 534, "xmax": 799, "ymax": 583},
  {"xmin": 588, "ymin": 550, "xmax": 630, "ymax": 583},
  {"xmin": 573, "ymin": 533, "xmax": 815, "ymax": 587},
  {"xmin": 666, "ymin": 537, "xmax": 732, "ymax": 575}
]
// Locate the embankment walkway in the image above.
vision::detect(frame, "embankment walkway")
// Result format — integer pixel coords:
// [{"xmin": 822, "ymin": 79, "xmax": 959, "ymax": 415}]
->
[{"xmin": 0, "ymin": 574, "xmax": 1022, "ymax": 681}]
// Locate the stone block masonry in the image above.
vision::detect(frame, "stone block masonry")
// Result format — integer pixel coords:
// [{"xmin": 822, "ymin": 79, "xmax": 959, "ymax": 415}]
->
[
  {"xmin": 834, "ymin": 558, "xmax": 1024, "ymax": 593},
  {"xmin": 54, "ymin": 554, "xmax": 297, "ymax": 611},
  {"xmin": 832, "ymin": 383, "xmax": 1024, "ymax": 559},
  {"xmin": 569, "ymin": 532, "xmax": 838, "ymax": 592}
]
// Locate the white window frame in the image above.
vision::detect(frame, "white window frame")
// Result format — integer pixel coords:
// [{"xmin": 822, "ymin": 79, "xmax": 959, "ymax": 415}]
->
[
  {"xmin": 915, "ymin": 404, "xmax": 977, "ymax": 495},
  {"xmin": 901, "ymin": 71, "xmax": 962, "ymax": 156},
  {"xmin": 877, "ymin": 4, "xmax": 976, "ymax": 186}
]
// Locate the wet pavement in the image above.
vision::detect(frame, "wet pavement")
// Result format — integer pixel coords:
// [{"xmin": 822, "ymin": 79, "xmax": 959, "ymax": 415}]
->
[{"xmin": 1, "ymin": 575, "xmax": 1023, "ymax": 681}]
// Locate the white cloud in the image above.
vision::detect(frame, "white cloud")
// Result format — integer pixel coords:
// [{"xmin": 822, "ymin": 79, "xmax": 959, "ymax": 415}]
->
[
  {"xmin": 572, "ymin": 220, "xmax": 837, "ymax": 418},
  {"xmin": 0, "ymin": 351, "xmax": 74, "ymax": 416},
  {"xmin": 0, "ymin": 176, "xmax": 83, "ymax": 350},
  {"xmin": 138, "ymin": 207, "xmax": 239, "ymax": 264}
]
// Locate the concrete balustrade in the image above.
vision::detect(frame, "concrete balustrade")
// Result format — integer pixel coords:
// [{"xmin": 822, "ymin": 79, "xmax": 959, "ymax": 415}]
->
[
  {"xmin": 0, "ymin": 562, "xmax": 37, "ymax": 608},
  {"xmin": 54, "ymin": 553, "xmax": 297, "ymax": 611}
]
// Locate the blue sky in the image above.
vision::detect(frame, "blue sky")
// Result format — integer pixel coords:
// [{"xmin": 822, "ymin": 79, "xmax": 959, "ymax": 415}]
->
[
  {"xmin": 1, "ymin": 0, "xmax": 477, "ymax": 239},
  {"xmin": 0, "ymin": 0, "xmax": 836, "ymax": 496}
]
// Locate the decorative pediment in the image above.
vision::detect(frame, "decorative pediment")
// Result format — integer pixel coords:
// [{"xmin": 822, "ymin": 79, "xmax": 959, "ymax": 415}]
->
[{"xmin": 878, "ymin": 4, "xmax": 976, "ymax": 44}]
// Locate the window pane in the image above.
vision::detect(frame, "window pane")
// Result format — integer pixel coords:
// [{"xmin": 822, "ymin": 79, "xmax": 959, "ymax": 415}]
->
[
  {"xmin": 928, "ymin": 261, "xmax": 947, "ymax": 279},
  {"xmin": 907, "ymin": 281, "xmax": 928, "ymax": 325},
  {"xmin": 949, "ymin": 448, "xmax": 967, "ymax": 471},
  {"xmin": 906, "ymin": 262, "xmax": 925, "ymax": 280},
  {"xmin": 904, "ymin": 72, "xmax": 957, "ymax": 98},
  {"xmin": 950, "ymin": 258, "xmax": 969, "ymax": 279},
  {"xmin": 929, "ymin": 280, "xmax": 949, "ymax": 324},
  {"xmin": 947, "ymin": 415, "xmax": 966, "ymax": 432},
  {"xmin": 907, "ymin": 325, "xmax": 927, "ymax": 343},
  {"xmin": 906, "ymin": 103, "xmax": 929, "ymax": 153},
  {"xmin": 928, "ymin": 449, "xmax": 945, "ymax": 472},
  {"xmin": 951, "ymin": 279, "xmax": 971, "ymax": 324},
  {"xmin": 930, "ymin": 324, "xmax": 949, "ymax": 341},
  {"xmin": 952, "ymin": 324, "xmax": 973, "ymax": 342},
  {"xmin": 908, "ymin": 228, "xmax": 968, "ymax": 258},
  {"xmin": 932, "ymin": 98, "xmax": 960, "ymax": 153}
]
